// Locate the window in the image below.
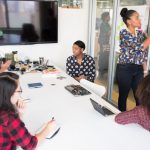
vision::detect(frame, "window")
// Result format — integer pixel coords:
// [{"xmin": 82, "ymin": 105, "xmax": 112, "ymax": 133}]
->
[
  {"xmin": 58, "ymin": 0, "xmax": 83, "ymax": 8},
  {"xmin": 0, "ymin": 1, "xmax": 36, "ymax": 28}
]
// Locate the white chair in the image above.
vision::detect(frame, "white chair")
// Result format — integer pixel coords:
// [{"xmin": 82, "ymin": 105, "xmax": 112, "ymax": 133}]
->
[{"xmin": 80, "ymin": 79, "xmax": 106, "ymax": 97}]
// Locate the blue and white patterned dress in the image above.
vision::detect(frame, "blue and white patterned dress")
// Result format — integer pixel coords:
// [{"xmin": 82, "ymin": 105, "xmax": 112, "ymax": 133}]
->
[
  {"xmin": 66, "ymin": 53, "xmax": 96, "ymax": 82},
  {"xmin": 118, "ymin": 29, "xmax": 148, "ymax": 65}
]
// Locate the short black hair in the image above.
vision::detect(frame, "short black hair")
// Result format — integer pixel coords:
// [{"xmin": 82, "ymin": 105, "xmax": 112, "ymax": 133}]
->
[
  {"xmin": 73, "ymin": 40, "xmax": 85, "ymax": 50},
  {"xmin": 0, "ymin": 76, "xmax": 17, "ymax": 113},
  {"xmin": 136, "ymin": 74, "xmax": 150, "ymax": 116},
  {"xmin": 120, "ymin": 8, "xmax": 136, "ymax": 26},
  {"xmin": 0, "ymin": 72, "xmax": 19, "ymax": 80}
]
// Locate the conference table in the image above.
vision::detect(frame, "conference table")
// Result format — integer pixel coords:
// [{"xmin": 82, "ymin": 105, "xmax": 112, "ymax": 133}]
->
[{"xmin": 18, "ymin": 68, "xmax": 150, "ymax": 150}]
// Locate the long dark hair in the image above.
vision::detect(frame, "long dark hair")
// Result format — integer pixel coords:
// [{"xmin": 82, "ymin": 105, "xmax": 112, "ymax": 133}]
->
[
  {"xmin": 0, "ymin": 76, "xmax": 18, "ymax": 113},
  {"xmin": 120, "ymin": 8, "xmax": 136, "ymax": 26},
  {"xmin": 136, "ymin": 74, "xmax": 150, "ymax": 116},
  {"xmin": 0, "ymin": 72, "xmax": 19, "ymax": 80}
]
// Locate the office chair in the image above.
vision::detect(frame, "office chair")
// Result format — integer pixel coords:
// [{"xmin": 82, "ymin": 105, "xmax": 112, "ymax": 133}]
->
[{"xmin": 80, "ymin": 79, "xmax": 106, "ymax": 97}]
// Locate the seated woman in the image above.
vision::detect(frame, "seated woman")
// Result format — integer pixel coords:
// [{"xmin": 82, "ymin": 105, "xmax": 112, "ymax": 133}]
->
[
  {"xmin": 115, "ymin": 74, "xmax": 150, "ymax": 131},
  {"xmin": 66, "ymin": 40, "xmax": 96, "ymax": 82},
  {"xmin": 0, "ymin": 76, "xmax": 55, "ymax": 149},
  {"xmin": 0, "ymin": 57, "xmax": 11, "ymax": 73},
  {"xmin": 0, "ymin": 72, "xmax": 26, "ymax": 118}
]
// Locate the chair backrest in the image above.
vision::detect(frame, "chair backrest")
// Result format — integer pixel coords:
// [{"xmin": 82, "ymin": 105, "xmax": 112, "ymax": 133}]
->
[{"xmin": 80, "ymin": 79, "xmax": 106, "ymax": 97}]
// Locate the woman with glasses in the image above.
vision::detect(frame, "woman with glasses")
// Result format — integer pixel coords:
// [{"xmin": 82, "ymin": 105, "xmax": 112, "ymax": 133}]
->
[
  {"xmin": 0, "ymin": 76, "xmax": 55, "ymax": 149},
  {"xmin": 0, "ymin": 72, "xmax": 25, "ymax": 119}
]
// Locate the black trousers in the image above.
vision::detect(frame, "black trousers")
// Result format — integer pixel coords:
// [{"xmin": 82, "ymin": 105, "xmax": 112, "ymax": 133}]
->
[{"xmin": 116, "ymin": 64, "xmax": 143, "ymax": 111}]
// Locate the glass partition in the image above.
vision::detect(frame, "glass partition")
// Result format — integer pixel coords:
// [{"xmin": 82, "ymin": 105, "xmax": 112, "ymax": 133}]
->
[{"xmin": 94, "ymin": 0, "xmax": 114, "ymax": 100}]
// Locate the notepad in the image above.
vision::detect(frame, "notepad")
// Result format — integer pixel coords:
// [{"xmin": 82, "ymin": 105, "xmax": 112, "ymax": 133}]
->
[
  {"xmin": 28, "ymin": 82, "xmax": 43, "ymax": 88},
  {"xmin": 36, "ymin": 122, "xmax": 61, "ymax": 139}
]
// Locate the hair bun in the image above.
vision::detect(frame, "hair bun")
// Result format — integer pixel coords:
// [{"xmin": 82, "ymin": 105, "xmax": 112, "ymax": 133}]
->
[{"xmin": 120, "ymin": 8, "xmax": 128, "ymax": 18}]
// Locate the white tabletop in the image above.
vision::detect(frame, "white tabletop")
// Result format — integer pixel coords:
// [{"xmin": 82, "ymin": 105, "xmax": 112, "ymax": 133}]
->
[{"xmin": 19, "ymin": 71, "xmax": 150, "ymax": 150}]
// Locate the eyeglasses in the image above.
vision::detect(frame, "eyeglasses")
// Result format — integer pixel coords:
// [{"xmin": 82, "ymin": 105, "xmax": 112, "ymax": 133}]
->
[
  {"xmin": 15, "ymin": 90, "xmax": 22, "ymax": 93},
  {"xmin": 15, "ymin": 87, "xmax": 23, "ymax": 94}
]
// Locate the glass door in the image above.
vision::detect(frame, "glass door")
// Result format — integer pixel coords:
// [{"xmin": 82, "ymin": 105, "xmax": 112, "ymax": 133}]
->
[{"xmin": 90, "ymin": 0, "xmax": 118, "ymax": 103}]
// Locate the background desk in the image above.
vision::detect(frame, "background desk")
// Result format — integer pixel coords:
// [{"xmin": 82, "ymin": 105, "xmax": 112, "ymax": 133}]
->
[{"xmin": 19, "ymin": 72, "xmax": 150, "ymax": 150}]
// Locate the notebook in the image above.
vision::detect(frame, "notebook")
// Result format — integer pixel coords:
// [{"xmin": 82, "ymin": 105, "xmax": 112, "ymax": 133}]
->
[
  {"xmin": 36, "ymin": 122, "xmax": 61, "ymax": 139},
  {"xmin": 90, "ymin": 98, "xmax": 114, "ymax": 116},
  {"xmin": 65, "ymin": 84, "xmax": 91, "ymax": 96},
  {"xmin": 28, "ymin": 82, "xmax": 43, "ymax": 88}
]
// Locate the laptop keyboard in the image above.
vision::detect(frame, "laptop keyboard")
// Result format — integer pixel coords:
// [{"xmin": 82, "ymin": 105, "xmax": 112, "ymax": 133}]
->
[
  {"xmin": 102, "ymin": 106, "xmax": 114, "ymax": 115},
  {"xmin": 65, "ymin": 84, "xmax": 91, "ymax": 96}
]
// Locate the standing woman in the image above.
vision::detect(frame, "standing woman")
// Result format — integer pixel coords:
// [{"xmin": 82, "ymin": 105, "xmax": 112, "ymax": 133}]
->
[{"xmin": 116, "ymin": 8, "xmax": 150, "ymax": 111}]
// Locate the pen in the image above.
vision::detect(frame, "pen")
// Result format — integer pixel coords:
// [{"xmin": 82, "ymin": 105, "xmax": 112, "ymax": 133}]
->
[
  {"xmin": 46, "ymin": 127, "xmax": 61, "ymax": 140},
  {"xmin": 23, "ymin": 98, "xmax": 31, "ymax": 102}
]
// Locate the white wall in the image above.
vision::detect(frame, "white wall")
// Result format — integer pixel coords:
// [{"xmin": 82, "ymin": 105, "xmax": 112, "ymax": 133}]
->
[{"xmin": 0, "ymin": 0, "xmax": 89, "ymax": 71}]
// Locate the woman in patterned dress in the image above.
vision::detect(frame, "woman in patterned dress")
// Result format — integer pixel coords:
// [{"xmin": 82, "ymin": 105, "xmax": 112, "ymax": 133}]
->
[
  {"xmin": 116, "ymin": 8, "xmax": 150, "ymax": 111},
  {"xmin": 66, "ymin": 40, "xmax": 96, "ymax": 82}
]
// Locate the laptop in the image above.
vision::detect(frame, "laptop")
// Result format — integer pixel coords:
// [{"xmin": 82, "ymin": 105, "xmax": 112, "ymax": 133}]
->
[
  {"xmin": 65, "ymin": 84, "xmax": 91, "ymax": 96},
  {"xmin": 90, "ymin": 98, "xmax": 114, "ymax": 116}
]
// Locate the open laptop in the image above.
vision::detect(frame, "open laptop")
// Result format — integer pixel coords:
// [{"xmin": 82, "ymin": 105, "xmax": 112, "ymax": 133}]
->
[
  {"xmin": 90, "ymin": 98, "xmax": 114, "ymax": 116},
  {"xmin": 65, "ymin": 84, "xmax": 91, "ymax": 96}
]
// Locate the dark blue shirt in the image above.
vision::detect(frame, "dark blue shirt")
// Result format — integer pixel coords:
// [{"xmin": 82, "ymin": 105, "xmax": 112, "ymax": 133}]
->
[
  {"xmin": 118, "ymin": 29, "xmax": 148, "ymax": 65},
  {"xmin": 66, "ymin": 54, "xmax": 96, "ymax": 82}
]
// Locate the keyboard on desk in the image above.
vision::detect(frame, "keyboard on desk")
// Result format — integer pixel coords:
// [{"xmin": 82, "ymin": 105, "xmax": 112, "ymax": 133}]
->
[{"xmin": 65, "ymin": 84, "xmax": 91, "ymax": 96}]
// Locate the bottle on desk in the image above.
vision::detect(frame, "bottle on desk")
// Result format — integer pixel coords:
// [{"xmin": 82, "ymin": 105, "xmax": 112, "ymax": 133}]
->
[{"xmin": 39, "ymin": 57, "xmax": 44, "ymax": 66}]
